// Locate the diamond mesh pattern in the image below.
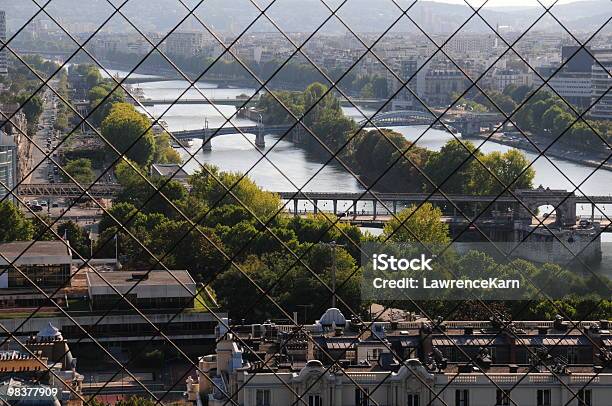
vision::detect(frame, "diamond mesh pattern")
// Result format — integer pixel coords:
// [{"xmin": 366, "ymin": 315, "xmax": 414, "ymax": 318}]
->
[{"xmin": 0, "ymin": 1, "xmax": 610, "ymax": 405}]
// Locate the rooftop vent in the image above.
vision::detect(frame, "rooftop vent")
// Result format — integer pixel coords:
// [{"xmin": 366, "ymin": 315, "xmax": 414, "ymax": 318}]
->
[
  {"xmin": 131, "ymin": 272, "xmax": 148, "ymax": 281},
  {"xmin": 509, "ymin": 364, "xmax": 519, "ymax": 373}
]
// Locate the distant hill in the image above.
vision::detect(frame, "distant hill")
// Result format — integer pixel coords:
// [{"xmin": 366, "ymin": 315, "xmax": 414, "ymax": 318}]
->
[{"xmin": 1, "ymin": 0, "xmax": 609, "ymax": 34}]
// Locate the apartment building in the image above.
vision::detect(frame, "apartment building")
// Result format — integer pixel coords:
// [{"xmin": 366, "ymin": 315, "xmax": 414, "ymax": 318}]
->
[
  {"xmin": 0, "ymin": 11, "xmax": 7, "ymax": 77},
  {"xmin": 164, "ymin": 32, "xmax": 207, "ymax": 57},
  {"xmin": 189, "ymin": 310, "xmax": 612, "ymax": 406},
  {"xmin": 590, "ymin": 48, "xmax": 612, "ymax": 121}
]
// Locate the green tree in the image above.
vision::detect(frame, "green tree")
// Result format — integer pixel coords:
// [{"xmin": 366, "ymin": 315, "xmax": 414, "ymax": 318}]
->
[
  {"xmin": 472, "ymin": 149, "xmax": 535, "ymax": 194},
  {"xmin": 0, "ymin": 201, "xmax": 34, "ymax": 242},
  {"xmin": 152, "ymin": 132, "xmax": 181, "ymax": 164},
  {"xmin": 382, "ymin": 203, "xmax": 450, "ymax": 244},
  {"xmin": 62, "ymin": 158, "xmax": 95, "ymax": 184},
  {"xmin": 101, "ymin": 103, "xmax": 156, "ymax": 166},
  {"xmin": 189, "ymin": 166, "xmax": 281, "ymax": 222},
  {"xmin": 58, "ymin": 221, "xmax": 90, "ymax": 258},
  {"xmin": 423, "ymin": 140, "xmax": 482, "ymax": 194},
  {"xmin": 16, "ymin": 93, "xmax": 43, "ymax": 125}
]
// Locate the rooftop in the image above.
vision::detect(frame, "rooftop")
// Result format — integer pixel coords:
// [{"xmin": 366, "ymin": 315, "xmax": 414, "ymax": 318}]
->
[
  {"xmin": 86, "ymin": 269, "xmax": 195, "ymax": 287},
  {"xmin": 0, "ymin": 241, "xmax": 72, "ymax": 265},
  {"xmin": 150, "ymin": 163, "xmax": 189, "ymax": 180}
]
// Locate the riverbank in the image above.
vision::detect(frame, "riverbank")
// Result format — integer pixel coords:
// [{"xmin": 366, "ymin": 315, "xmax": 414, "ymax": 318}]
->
[{"xmin": 465, "ymin": 132, "xmax": 612, "ymax": 173}]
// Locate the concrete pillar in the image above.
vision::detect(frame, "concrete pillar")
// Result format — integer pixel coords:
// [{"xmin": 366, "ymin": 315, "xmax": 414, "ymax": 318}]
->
[
  {"xmin": 313, "ymin": 200, "xmax": 318, "ymax": 214},
  {"xmin": 592, "ymin": 203, "xmax": 595, "ymax": 221},
  {"xmin": 293, "ymin": 199, "xmax": 298, "ymax": 217},
  {"xmin": 373, "ymin": 200, "xmax": 377, "ymax": 219},
  {"xmin": 202, "ymin": 134, "xmax": 212, "ymax": 152},
  {"xmin": 255, "ymin": 130, "xmax": 265, "ymax": 149},
  {"xmin": 352, "ymin": 200, "xmax": 357, "ymax": 217},
  {"xmin": 393, "ymin": 200, "xmax": 397, "ymax": 214},
  {"xmin": 333, "ymin": 199, "xmax": 338, "ymax": 215}
]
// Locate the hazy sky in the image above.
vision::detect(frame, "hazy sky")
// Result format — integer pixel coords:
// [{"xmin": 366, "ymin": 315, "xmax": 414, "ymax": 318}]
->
[{"xmin": 430, "ymin": 0, "xmax": 588, "ymax": 7}]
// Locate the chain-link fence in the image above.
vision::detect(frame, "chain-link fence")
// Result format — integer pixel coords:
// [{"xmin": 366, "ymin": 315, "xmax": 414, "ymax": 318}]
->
[{"xmin": 0, "ymin": 1, "xmax": 611, "ymax": 405}]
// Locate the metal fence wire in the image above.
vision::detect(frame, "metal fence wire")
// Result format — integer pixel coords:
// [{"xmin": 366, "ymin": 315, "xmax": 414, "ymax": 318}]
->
[{"xmin": 0, "ymin": 0, "xmax": 610, "ymax": 405}]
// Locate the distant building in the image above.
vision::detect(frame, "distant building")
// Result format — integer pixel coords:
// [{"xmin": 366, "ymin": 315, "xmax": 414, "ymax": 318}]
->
[
  {"xmin": 0, "ymin": 129, "xmax": 16, "ymax": 202},
  {"xmin": 423, "ymin": 68, "xmax": 467, "ymax": 107},
  {"xmin": 0, "ymin": 11, "xmax": 7, "ymax": 77},
  {"xmin": 533, "ymin": 46, "xmax": 612, "ymax": 118},
  {"xmin": 591, "ymin": 48, "xmax": 612, "ymax": 121},
  {"xmin": 445, "ymin": 34, "xmax": 496, "ymax": 56},
  {"xmin": 189, "ymin": 312, "xmax": 612, "ymax": 406},
  {"xmin": 164, "ymin": 32, "xmax": 207, "ymax": 57},
  {"xmin": 492, "ymin": 69, "xmax": 532, "ymax": 92}
]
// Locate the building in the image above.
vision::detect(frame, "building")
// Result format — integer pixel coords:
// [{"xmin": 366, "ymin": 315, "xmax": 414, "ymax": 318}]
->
[
  {"xmin": 0, "ymin": 241, "xmax": 72, "ymax": 290},
  {"xmin": 591, "ymin": 48, "xmax": 612, "ymax": 121},
  {"xmin": 0, "ymin": 106, "xmax": 28, "ymax": 202},
  {"xmin": 444, "ymin": 34, "xmax": 496, "ymax": 57},
  {"xmin": 0, "ymin": 11, "xmax": 7, "ymax": 77},
  {"xmin": 492, "ymin": 69, "xmax": 532, "ymax": 93},
  {"xmin": 389, "ymin": 56, "xmax": 428, "ymax": 111},
  {"xmin": 0, "ymin": 323, "xmax": 84, "ymax": 406},
  {"xmin": 85, "ymin": 269, "xmax": 196, "ymax": 310},
  {"xmin": 0, "ymin": 129, "xmax": 16, "ymax": 202},
  {"xmin": 534, "ymin": 46, "xmax": 612, "ymax": 118},
  {"xmin": 149, "ymin": 163, "xmax": 190, "ymax": 184},
  {"xmin": 164, "ymin": 32, "xmax": 207, "ymax": 57},
  {"xmin": 423, "ymin": 68, "xmax": 467, "ymax": 107},
  {"xmin": 188, "ymin": 311, "xmax": 612, "ymax": 406}
]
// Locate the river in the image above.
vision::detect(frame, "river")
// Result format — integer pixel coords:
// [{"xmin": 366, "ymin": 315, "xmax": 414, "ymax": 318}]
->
[{"xmin": 105, "ymin": 70, "xmax": 612, "ymax": 233}]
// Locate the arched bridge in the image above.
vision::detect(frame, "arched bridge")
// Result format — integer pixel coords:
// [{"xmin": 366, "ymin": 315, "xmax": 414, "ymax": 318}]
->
[
  {"xmin": 359, "ymin": 110, "xmax": 506, "ymax": 136},
  {"xmin": 359, "ymin": 110, "xmax": 437, "ymax": 127}
]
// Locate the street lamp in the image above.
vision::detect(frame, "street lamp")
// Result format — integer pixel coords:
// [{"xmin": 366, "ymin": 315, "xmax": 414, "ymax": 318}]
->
[{"xmin": 321, "ymin": 241, "xmax": 346, "ymax": 308}]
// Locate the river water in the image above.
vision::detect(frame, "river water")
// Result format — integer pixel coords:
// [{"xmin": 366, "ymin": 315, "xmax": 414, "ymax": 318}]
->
[{"xmin": 106, "ymin": 71, "xmax": 612, "ymax": 234}]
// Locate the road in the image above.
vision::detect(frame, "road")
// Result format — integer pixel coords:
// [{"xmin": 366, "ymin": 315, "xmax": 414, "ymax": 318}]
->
[{"xmin": 26, "ymin": 83, "xmax": 60, "ymax": 186}]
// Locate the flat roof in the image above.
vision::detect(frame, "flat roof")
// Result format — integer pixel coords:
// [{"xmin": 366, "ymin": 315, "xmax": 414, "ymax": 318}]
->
[
  {"xmin": 0, "ymin": 241, "xmax": 72, "ymax": 266},
  {"xmin": 87, "ymin": 270, "xmax": 194, "ymax": 286},
  {"xmin": 86, "ymin": 270, "xmax": 196, "ymax": 298}
]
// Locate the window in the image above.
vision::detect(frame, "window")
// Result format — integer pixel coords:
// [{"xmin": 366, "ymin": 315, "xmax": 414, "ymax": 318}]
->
[
  {"xmin": 455, "ymin": 390, "xmax": 469, "ymax": 406},
  {"xmin": 537, "ymin": 389, "xmax": 551, "ymax": 406},
  {"xmin": 408, "ymin": 394, "xmax": 420, "ymax": 406},
  {"xmin": 355, "ymin": 388, "xmax": 369, "ymax": 406},
  {"xmin": 256, "ymin": 389, "xmax": 271, "ymax": 406},
  {"xmin": 308, "ymin": 394, "xmax": 322, "ymax": 406},
  {"xmin": 578, "ymin": 389, "xmax": 592, "ymax": 406},
  {"xmin": 496, "ymin": 389, "xmax": 510, "ymax": 406},
  {"xmin": 368, "ymin": 348, "xmax": 382, "ymax": 361}
]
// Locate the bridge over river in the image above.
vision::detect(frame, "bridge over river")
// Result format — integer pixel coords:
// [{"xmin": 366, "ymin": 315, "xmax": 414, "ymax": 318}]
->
[
  {"xmin": 17, "ymin": 184, "xmax": 612, "ymax": 227},
  {"xmin": 169, "ymin": 109, "xmax": 509, "ymax": 150}
]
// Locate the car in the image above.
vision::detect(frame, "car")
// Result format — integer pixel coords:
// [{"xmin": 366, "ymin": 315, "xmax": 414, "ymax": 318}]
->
[
  {"xmin": 31, "ymin": 204, "xmax": 43, "ymax": 212},
  {"xmin": 51, "ymin": 203, "xmax": 59, "ymax": 208},
  {"xmin": 579, "ymin": 219, "xmax": 591, "ymax": 228},
  {"xmin": 39, "ymin": 201, "xmax": 48, "ymax": 207}
]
